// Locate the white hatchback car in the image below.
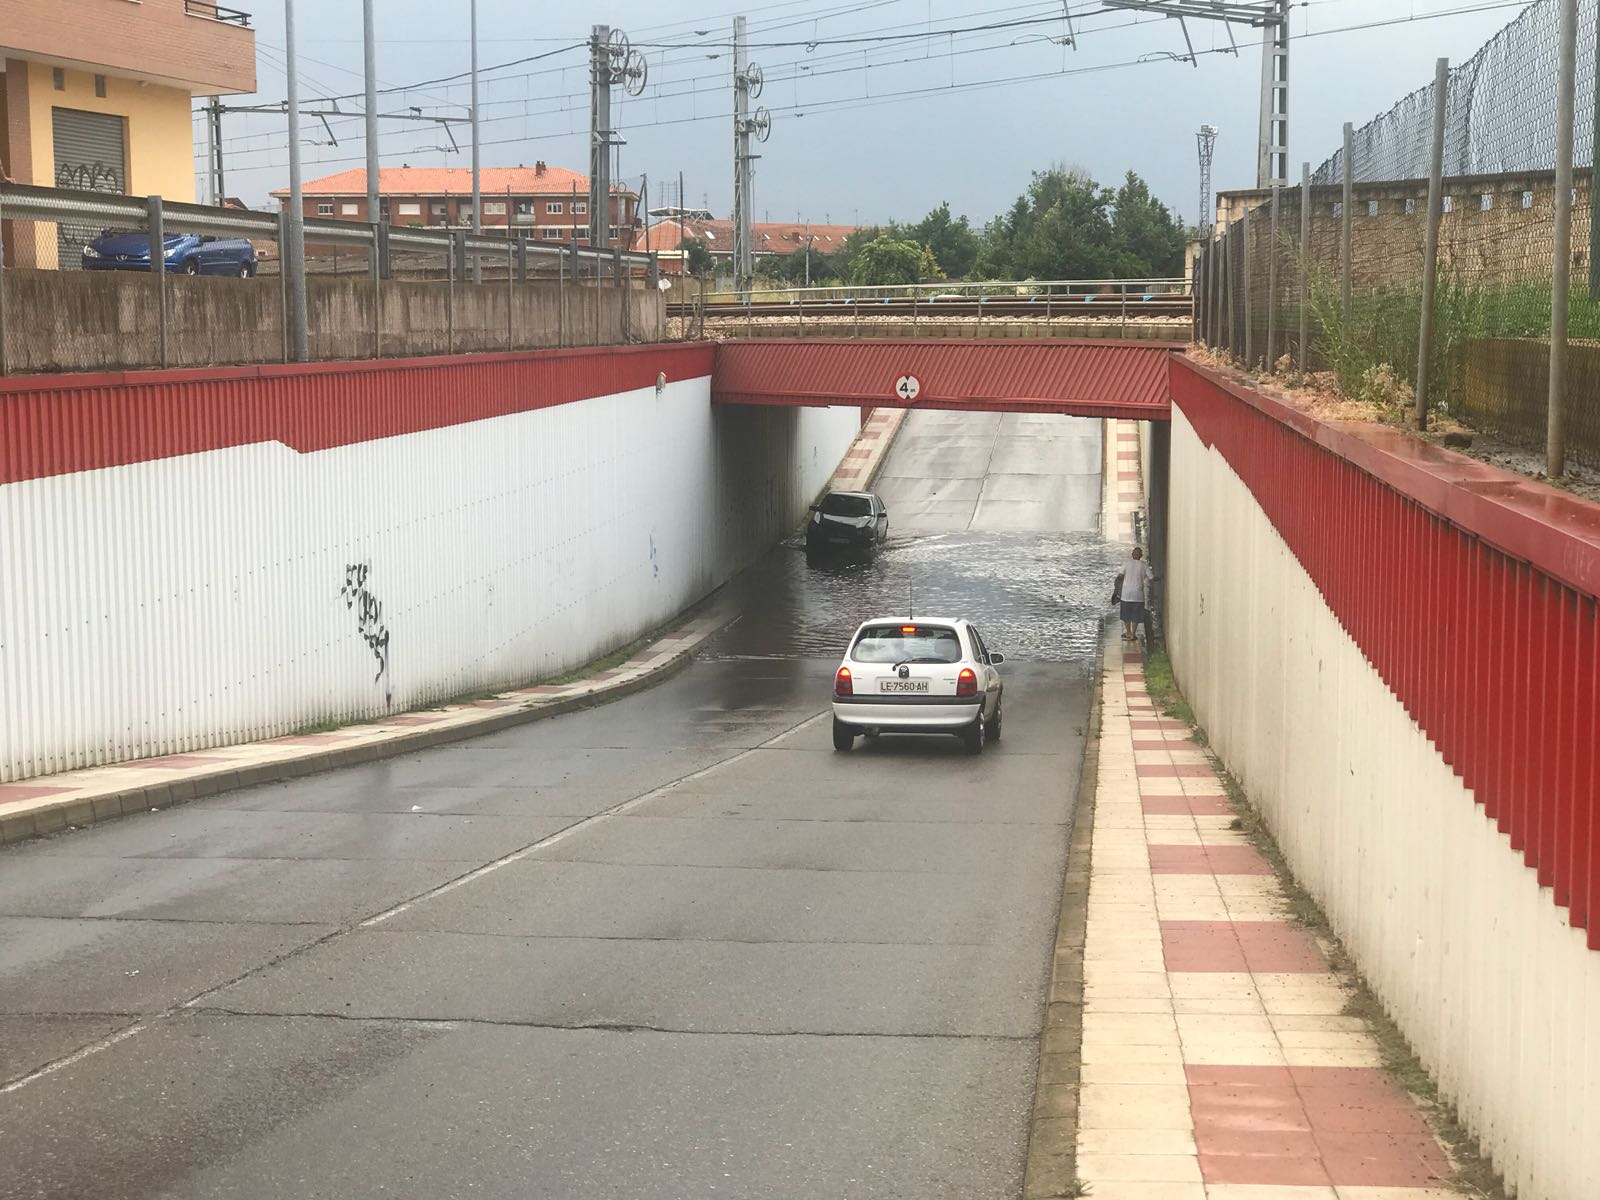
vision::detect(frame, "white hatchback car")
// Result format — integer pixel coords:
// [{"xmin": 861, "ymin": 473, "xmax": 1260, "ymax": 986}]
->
[{"xmin": 831, "ymin": 617, "xmax": 1005, "ymax": 754}]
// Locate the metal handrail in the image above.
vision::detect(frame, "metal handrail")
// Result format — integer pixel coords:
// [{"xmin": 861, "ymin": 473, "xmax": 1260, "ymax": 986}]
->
[
  {"xmin": 185, "ymin": 1, "xmax": 252, "ymax": 27},
  {"xmin": 704, "ymin": 277, "xmax": 1190, "ymax": 304},
  {"xmin": 0, "ymin": 183, "xmax": 656, "ymax": 267}
]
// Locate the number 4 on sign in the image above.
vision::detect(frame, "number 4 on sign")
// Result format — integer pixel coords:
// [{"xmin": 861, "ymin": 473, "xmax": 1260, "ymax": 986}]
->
[{"xmin": 894, "ymin": 374, "xmax": 922, "ymax": 403}]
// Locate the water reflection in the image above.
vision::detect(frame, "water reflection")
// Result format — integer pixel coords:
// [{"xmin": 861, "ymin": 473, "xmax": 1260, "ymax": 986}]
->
[{"xmin": 705, "ymin": 529, "xmax": 1122, "ymax": 666}]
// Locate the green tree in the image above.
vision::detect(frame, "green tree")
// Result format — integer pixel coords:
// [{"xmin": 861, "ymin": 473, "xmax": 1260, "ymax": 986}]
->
[
  {"xmin": 972, "ymin": 168, "xmax": 1118, "ymax": 281},
  {"xmin": 1110, "ymin": 172, "xmax": 1186, "ymax": 278},
  {"xmin": 830, "ymin": 226, "xmax": 884, "ymax": 281},
  {"xmin": 681, "ymin": 236, "xmax": 716, "ymax": 277},
  {"xmin": 910, "ymin": 202, "xmax": 979, "ymax": 279},
  {"xmin": 756, "ymin": 246, "xmax": 833, "ymax": 286},
  {"xmin": 848, "ymin": 235, "xmax": 944, "ymax": 286}
]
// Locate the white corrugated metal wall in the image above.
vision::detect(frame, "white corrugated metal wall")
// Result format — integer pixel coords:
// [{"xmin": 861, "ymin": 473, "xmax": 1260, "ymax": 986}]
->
[{"xmin": 0, "ymin": 379, "xmax": 858, "ymax": 781}]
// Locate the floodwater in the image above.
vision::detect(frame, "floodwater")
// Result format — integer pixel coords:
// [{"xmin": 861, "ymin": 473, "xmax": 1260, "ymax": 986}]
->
[
  {"xmin": 705, "ymin": 409, "xmax": 1122, "ymax": 666},
  {"xmin": 707, "ymin": 529, "xmax": 1121, "ymax": 664}
]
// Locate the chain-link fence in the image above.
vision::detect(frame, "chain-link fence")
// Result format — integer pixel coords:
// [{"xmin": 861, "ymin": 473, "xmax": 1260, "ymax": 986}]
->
[
  {"xmin": 1197, "ymin": 0, "xmax": 1600, "ymax": 471},
  {"xmin": 1315, "ymin": 0, "xmax": 1596, "ymax": 184},
  {"xmin": 0, "ymin": 183, "xmax": 669, "ymax": 375}
]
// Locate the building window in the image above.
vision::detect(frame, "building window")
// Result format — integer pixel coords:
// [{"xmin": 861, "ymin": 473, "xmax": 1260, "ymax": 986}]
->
[
  {"xmin": 94, "ymin": 75, "xmax": 107, "ymax": 98},
  {"xmin": 398, "ymin": 202, "xmax": 422, "ymax": 217},
  {"xmin": 341, "ymin": 202, "xmax": 359, "ymax": 215},
  {"xmin": 316, "ymin": 203, "xmax": 334, "ymax": 215},
  {"xmin": 52, "ymin": 68, "xmax": 65, "ymax": 90},
  {"xmin": 483, "ymin": 201, "xmax": 506, "ymax": 216},
  {"xmin": 542, "ymin": 228, "xmax": 562, "ymax": 240},
  {"xmin": 572, "ymin": 201, "xmax": 588, "ymax": 215},
  {"xmin": 431, "ymin": 201, "xmax": 448, "ymax": 216},
  {"xmin": 1366, "ymin": 200, "xmax": 1378, "ymax": 218},
  {"xmin": 546, "ymin": 201, "xmax": 564, "ymax": 214},
  {"xmin": 1442, "ymin": 195, "xmax": 1454, "ymax": 214},
  {"xmin": 1523, "ymin": 191, "xmax": 1535, "ymax": 209},
  {"xmin": 1479, "ymin": 193, "xmax": 1493, "ymax": 212}
]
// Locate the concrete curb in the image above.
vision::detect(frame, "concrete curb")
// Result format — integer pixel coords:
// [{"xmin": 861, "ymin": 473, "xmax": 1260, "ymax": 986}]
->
[
  {"xmin": 1022, "ymin": 652, "xmax": 1101, "ymax": 1200},
  {"xmin": 824, "ymin": 406, "xmax": 908, "ymax": 494},
  {"xmin": 0, "ymin": 615, "xmax": 726, "ymax": 847}
]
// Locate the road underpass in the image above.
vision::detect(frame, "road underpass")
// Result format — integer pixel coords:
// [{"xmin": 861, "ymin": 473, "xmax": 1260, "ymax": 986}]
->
[{"xmin": 0, "ymin": 408, "xmax": 1115, "ymax": 1199}]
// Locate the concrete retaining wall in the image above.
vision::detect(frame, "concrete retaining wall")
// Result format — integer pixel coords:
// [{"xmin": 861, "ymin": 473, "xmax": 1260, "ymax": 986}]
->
[
  {"xmin": 0, "ymin": 347, "xmax": 858, "ymax": 780},
  {"xmin": 0, "ymin": 268, "xmax": 664, "ymax": 373},
  {"xmin": 1164, "ymin": 396, "xmax": 1600, "ymax": 1200}
]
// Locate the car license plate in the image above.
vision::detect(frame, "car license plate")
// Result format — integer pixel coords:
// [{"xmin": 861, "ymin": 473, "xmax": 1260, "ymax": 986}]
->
[{"xmin": 880, "ymin": 680, "xmax": 928, "ymax": 693}]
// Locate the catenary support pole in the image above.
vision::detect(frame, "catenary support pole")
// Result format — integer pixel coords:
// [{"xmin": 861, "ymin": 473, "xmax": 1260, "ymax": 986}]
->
[
  {"xmin": 1341, "ymin": 122, "xmax": 1354, "ymax": 323},
  {"xmin": 372, "ymin": 222, "xmax": 381, "ymax": 358},
  {"xmin": 283, "ymin": 0, "xmax": 309, "ymax": 362},
  {"xmin": 1416, "ymin": 58, "xmax": 1449, "ymax": 430},
  {"xmin": 1551, "ymin": 0, "xmax": 1578, "ymax": 477},
  {"xmin": 363, "ymin": 0, "xmax": 380, "ymax": 280},
  {"xmin": 1299, "ymin": 161, "xmax": 1311, "ymax": 369},
  {"xmin": 470, "ymin": 0, "xmax": 481, "ymax": 283}
]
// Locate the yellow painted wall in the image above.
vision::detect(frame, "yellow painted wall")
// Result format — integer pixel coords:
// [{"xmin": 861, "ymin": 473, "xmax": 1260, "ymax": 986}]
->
[{"xmin": 23, "ymin": 60, "xmax": 195, "ymax": 200}]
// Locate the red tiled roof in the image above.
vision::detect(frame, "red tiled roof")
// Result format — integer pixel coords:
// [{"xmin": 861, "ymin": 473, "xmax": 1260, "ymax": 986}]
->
[
  {"xmin": 646, "ymin": 218, "xmax": 862, "ymax": 255},
  {"xmin": 273, "ymin": 166, "xmax": 635, "ymax": 198}
]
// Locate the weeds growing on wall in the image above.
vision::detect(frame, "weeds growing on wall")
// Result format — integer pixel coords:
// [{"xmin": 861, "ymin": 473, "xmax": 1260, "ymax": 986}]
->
[{"xmin": 1302, "ymin": 254, "xmax": 1600, "ymax": 422}]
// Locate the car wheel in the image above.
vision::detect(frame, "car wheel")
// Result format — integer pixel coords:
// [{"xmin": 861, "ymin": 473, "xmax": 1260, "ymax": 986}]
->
[
  {"xmin": 986, "ymin": 702, "xmax": 1003, "ymax": 743},
  {"xmin": 832, "ymin": 718, "xmax": 855, "ymax": 752},
  {"xmin": 181, "ymin": 259, "xmax": 199, "ymax": 275},
  {"xmin": 962, "ymin": 714, "xmax": 986, "ymax": 756}
]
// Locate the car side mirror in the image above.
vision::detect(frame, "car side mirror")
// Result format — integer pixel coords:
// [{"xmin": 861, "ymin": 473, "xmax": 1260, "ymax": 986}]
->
[
  {"xmin": 808, "ymin": 503, "xmax": 819, "ymax": 512},
  {"xmin": 989, "ymin": 652, "xmax": 1006, "ymax": 665},
  {"xmin": 880, "ymin": 508, "xmax": 889, "ymax": 517}
]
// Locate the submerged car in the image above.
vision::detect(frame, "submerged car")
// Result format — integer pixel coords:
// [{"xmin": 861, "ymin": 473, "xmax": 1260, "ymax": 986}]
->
[
  {"xmin": 81, "ymin": 230, "xmax": 259, "ymax": 277},
  {"xmin": 831, "ymin": 617, "xmax": 1005, "ymax": 754},
  {"xmin": 806, "ymin": 490, "xmax": 888, "ymax": 557}
]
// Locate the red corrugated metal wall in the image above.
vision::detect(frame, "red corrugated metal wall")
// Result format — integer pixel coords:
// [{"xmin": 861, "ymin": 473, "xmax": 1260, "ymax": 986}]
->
[
  {"xmin": 0, "ymin": 343, "xmax": 715, "ymax": 485},
  {"xmin": 712, "ymin": 338, "xmax": 1177, "ymax": 420},
  {"xmin": 1172, "ymin": 357, "xmax": 1600, "ymax": 950}
]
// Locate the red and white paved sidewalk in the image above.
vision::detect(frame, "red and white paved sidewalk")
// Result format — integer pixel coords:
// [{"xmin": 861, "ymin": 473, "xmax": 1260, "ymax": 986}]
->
[{"xmin": 1074, "ymin": 638, "xmax": 1459, "ymax": 1199}]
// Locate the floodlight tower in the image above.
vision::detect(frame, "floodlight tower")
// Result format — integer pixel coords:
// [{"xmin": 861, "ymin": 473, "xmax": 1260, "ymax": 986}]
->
[{"xmin": 1197, "ymin": 125, "xmax": 1219, "ymax": 234}]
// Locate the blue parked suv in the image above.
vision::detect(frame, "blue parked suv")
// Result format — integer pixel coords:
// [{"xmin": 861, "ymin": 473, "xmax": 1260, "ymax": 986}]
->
[{"xmin": 81, "ymin": 230, "xmax": 258, "ymax": 277}]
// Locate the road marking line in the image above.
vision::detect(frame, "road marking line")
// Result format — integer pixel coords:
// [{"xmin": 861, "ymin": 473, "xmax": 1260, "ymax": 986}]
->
[
  {"xmin": 0, "ymin": 1023, "xmax": 146, "ymax": 1095},
  {"xmin": 359, "ymin": 710, "xmax": 829, "ymax": 928}
]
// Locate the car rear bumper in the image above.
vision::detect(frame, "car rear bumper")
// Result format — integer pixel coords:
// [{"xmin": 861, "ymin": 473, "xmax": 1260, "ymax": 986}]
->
[{"xmin": 833, "ymin": 697, "xmax": 981, "ymax": 730}]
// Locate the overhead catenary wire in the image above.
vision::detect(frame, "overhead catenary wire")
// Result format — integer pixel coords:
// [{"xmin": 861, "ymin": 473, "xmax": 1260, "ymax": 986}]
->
[{"xmin": 205, "ymin": 0, "xmax": 1535, "ymax": 183}]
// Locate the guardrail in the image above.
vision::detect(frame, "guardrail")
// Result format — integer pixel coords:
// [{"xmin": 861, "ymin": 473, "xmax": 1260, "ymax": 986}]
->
[{"xmin": 0, "ymin": 183, "xmax": 665, "ymax": 374}]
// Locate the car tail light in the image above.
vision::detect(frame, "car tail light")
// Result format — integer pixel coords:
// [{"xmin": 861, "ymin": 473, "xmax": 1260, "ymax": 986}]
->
[
  {"xmin": 957, "ymin": 668, "xmax": 978, "ymax": 698},
  {"xmin": 834, "ymin": 666, "xmax": 853, "ymax": 696}
]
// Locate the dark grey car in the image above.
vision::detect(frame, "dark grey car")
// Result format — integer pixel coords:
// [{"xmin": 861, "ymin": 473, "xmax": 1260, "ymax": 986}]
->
[{"xmin": 806, "ymin": 490, "xmax": 889, "ymax": 558}]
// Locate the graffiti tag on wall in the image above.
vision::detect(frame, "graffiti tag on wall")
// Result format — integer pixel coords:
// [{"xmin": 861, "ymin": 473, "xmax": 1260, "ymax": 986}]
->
[{"xmin": 341, "ymin": 563, "xmax": 392, "ymax": 706}]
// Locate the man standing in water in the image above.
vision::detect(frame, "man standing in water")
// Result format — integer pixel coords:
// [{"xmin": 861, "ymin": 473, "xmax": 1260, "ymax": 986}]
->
[{"xmin": 1119, "ymin": 546, "xmax": 1152, "ymax": 642}]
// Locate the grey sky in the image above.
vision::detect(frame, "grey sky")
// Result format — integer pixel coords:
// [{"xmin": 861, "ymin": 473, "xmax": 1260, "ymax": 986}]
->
[{"xmin": 212, "ymin": 0, "xmax": 1532, "ymax": 228}]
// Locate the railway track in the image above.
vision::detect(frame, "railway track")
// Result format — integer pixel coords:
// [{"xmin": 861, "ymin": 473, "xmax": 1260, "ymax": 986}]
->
[{"xmin": 673, "ymin": 295, "xmax": 1193, "ymax": 320}]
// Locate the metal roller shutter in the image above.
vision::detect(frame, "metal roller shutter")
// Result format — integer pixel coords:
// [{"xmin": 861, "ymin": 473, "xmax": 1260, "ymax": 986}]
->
[{"xmin": 52, "ymin": 107, "xmax": 128, "ymax": 268}]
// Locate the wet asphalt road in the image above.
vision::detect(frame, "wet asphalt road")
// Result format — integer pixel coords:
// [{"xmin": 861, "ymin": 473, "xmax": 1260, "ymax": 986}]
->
[{"xmin": 0, "ymin": 410, "xmax": 1114, "ymax": 1200}]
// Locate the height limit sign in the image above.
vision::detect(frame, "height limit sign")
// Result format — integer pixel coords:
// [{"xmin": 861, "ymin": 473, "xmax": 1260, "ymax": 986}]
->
[{"xmin": 893, "ymin": 374, "xmax": 922, "ymax": 403}]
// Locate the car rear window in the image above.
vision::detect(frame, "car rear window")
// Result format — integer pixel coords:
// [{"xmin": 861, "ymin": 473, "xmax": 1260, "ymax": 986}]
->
[
  {"xmin": 850, "ymin": 624, "xmax": 963, "ymax": 664},
  {"xmin": 820, "ymin": 494, "xmax": 872, "ymax": 517}
]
